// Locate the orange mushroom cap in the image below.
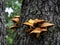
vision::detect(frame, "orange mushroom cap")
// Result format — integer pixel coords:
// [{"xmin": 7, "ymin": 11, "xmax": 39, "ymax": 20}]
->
[
  {"xmin": 29, "ymin": 28, "xmax": 47, "ymax": 34},
  {"xmin": 11, "ymin": 18, "xmax": 19, "ymax": 23},
  {"xmin": 34, "ymin": 19, "xmax": 45, "ymax": 23},
  {"xmin": 28, "ymin": 19, "xmax": 35, "ymax": 24},
  {"xmin": 23, "ymin": 22, "xmax": 34, "ymax": 27},
  {"xmin": 23, "ymin": 19, "xmax": 45, "ymax": 27},
  {"xmin": 41, "ymin": 22, "xmax": 54, "ymax": 27},
  {"xmin": 23, "ymin": 19, "xmax": 35, "ymax": 27},
  {"xmin": 10, "ymin": 25, "xmax": 18, "ymax": 29}
]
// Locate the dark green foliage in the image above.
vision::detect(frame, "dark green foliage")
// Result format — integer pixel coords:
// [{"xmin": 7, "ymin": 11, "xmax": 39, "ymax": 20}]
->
[{"xmin": 5, "ymin": 0, "xmax": 22, "ymax": 45}]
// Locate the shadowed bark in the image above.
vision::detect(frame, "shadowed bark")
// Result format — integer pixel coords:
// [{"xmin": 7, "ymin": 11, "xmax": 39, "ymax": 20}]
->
[
  {"xmin": 13, "ymin": 0, "xmax": 60, "ymax": 45},
  {"xmin": 0, "ymin": 0, "xmax": 6, "ymax": 45}
]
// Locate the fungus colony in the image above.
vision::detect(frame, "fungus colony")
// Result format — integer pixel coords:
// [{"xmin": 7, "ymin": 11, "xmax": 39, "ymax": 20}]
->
[
  {"xmin": 23, "ymin": 19, "xmax": 54, "ymax": 38},
  {"xmin": 10, "ymin": 16, "xmax": 54, "ymax": 38},
  {"xmin": 10, "ymin": 16, "xmax": 20, "ymax": 30}
]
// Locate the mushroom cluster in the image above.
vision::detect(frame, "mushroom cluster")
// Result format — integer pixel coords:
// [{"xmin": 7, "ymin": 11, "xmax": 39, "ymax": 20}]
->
[
  {"xmin": 10, "ymin": 17, "xmax": 54, "ymax": 38},
  {"xmin": 10, "ymin": 16, "xmax": 20, "ymax": 30},
  {"xmin": 23, "ymin": 19, "xmax": 54, "ymax": 38}
]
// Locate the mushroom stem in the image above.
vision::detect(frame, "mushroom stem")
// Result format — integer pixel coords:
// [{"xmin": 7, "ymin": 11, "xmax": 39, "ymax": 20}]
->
[
  {"xmin": 25, "ymin": 26, "xmax": 33, "ymax": 33},
  {"xmin": 36, "ymin": 33, "xmax": 40, "ymax": 38}
]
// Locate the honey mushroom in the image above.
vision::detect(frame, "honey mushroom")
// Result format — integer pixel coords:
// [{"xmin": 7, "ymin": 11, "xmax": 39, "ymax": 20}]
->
[
  {"xmin": 10, "ymin": 16, "xmax": 20, "ymax": 30},
  {"xmin": 23, "ymin": 19, "xmax": 54, "ymax": 38}
]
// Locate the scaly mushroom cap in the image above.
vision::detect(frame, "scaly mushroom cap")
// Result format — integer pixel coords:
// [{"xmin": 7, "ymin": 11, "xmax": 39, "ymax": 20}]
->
[
  {"xmin": 11, "ymin": 18, "xmax": 19, "ymax": 23},
  {"xmin": 41, "ymin": 22, "xmax": 54, "ymax": 27},
  {"xmin": 30, "ymin": 28, "xmax": 47, "ymax": 34}
]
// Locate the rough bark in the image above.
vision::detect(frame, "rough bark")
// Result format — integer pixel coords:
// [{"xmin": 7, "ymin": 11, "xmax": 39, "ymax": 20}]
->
[
  {"xmin": 0, "ymin": 0, "xmax": 6, "ymax": 45},
  {"xmin": 13, "ymin": 0, "xmax": 60, "ymax": 45}
]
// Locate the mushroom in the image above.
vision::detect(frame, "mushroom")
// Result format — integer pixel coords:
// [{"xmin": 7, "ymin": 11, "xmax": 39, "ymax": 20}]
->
[
  {"xmin": 10, "ymin": 24, "xmax": 18, "ymax": 29},
  {"xmin": 41, "ymin": 22, "xmax": 54, "ymax": 27},
  {"xmin": 34, "ymin": 19, "xmax": 45, "ymax": 23},
  {"xmin": 29, "ymin": 28, "xmax": 47, "ymax": 38},
  {"xmin": 11, "ymin": 17, "xmax": 19, "ymax": 23},
  {"xmin": 23, "ymin": 19, "xmax": 54, "ymax": 38},
  {"xmin": 23, "ymin": 19, "xmax": 35, "ymax": 27}
]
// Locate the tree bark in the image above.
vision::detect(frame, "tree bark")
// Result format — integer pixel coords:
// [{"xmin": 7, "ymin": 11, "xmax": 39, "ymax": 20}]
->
[
  {"xmin": 13, "ymin": 0, "xmax": 60, "ymax": 45},
  {"xmin": 0, "ymin": 0, "xmax": 6, "ymax": 45}
]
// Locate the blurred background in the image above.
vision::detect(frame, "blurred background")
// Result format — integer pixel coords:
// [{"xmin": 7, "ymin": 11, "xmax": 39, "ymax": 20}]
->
[{"xmin": 5, "ymin": 0, "xmax": 22, "ymax": 45}]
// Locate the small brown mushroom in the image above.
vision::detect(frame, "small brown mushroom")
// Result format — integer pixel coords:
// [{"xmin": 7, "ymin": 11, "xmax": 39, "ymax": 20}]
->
[
  {"xmin": 29, "ymin": 28, "xmax": 47, "ymax": 34},
  {"xmin": 41, "ymin": 22, "xmax": 54, "ymax": 27},
  {"xmin": 10, "ymin": 24, "xmax": 18, "ymax": 29},
  {"xmin": 24, "ymin": 19, "xmax": 45, "ymax": 27},
  {"xmin": 34, "ymin": 19, "xmax": 45, "ymax": 23},
  {"xmin": 23, "ymin": 19, "xmax": 35, "ymax": 27},
  {"xmin": 29, "ymin": 28, "xmax": 47, "ymax": 38},
  {"xmin": 11, "ymin": 17, "xmax": 19, "ymax": 23},
  {"xmin": 23, "ymin": 22, "xmax": 34, "ymax": 27}
]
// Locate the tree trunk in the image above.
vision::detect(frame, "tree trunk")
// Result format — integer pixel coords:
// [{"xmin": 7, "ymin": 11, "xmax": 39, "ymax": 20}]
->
[
  {"xmin": 13, "ymin": 0, "xmax": 60, "ymax": 45},
  {"xmin": 0, "ymin": 0, "xmax": 6, "ymax": 45}
]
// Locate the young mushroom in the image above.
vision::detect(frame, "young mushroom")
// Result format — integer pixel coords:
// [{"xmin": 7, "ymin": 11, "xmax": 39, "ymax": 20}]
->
[
  {"xmin": 10, "ymin": 24, "xmax": 18, "ymax": 29},
  {"xmin": 41, "ymin": 22, "xmax": 54, "ymax": 27},
  {"xmin": 10, "ymin": 16, "xmax": 20, "ymax": 30},
  {"xmin": 23, "ymin": 19, "xmax": 35, "ymax": 32},
  {"xmin": 23, "ymin": 19, "xmax": 35, "ymax": 27},
  {"xmin": 34, "ymin": 19, "xmax": 45, "ymax": 23},
  {"xmin": 29, "ymin": 27, "xmax": 47, "ymax": 38},
  {"xmin": 11, "ymin": 16, "xmax": 20, "ymax": 24}
]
